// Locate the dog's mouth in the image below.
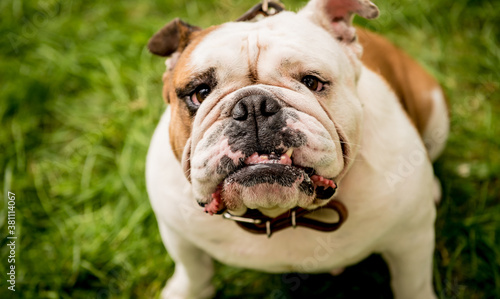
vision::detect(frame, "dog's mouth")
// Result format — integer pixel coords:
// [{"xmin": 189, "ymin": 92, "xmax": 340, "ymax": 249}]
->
[{"xmin": 203, "ymin": 148, "xmax": 337, "ymax": 215}]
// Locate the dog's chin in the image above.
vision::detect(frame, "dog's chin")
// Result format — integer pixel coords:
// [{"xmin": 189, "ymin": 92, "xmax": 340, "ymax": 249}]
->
[
  {"xmin": 222, "ymin": 164, "xmax": 315, "ymax": 211},
  {"xmin": 201, "ymin": 152, "xmax": 338, "ymax": 215}
]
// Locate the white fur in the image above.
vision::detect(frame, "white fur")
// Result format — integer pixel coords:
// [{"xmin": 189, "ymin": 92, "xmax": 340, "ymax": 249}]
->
[
  {"xmin": 146, "ymin": 1, "xmax": 441, "ymax": 298},
  {"xmin": 424, "ymin": 87, "xmax": 449, "ymax": 161},
  {"xmin": 147, "ymin": 70, "xmax": 437, "ymax": 299}
]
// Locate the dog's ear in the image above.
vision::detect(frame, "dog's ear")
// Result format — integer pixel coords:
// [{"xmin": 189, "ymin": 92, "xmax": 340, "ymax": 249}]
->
[
  {"xmin": 299, "ymin": 0, "xmax": 379, "ymax": 54},
  {"xmin": 148, "ymin": 18, "xmax": 201, "ymax": 68}
]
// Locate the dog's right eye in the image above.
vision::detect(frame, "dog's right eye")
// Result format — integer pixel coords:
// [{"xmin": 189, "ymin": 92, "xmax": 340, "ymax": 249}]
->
[
  {"xmin": 190, "ymin": 84, "xmax": 211, "ymax": 105},
  {"xmin": 301, "ymin": 75, "xmax": 326, "ymax": 92}
]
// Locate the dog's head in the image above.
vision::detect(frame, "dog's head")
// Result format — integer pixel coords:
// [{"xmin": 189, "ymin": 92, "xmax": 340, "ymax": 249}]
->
[{"xmin": 148, "ymin": 0, "xmax": 379, "ymax": 214}]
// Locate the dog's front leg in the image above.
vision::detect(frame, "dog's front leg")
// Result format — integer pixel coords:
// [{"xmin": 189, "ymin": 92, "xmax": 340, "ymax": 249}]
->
[
  {"xmin": 381, "ymin": 225, "xmax": 437, "ymax": 299},
  {"xmin": 158, "ymin": 221, "xmax": 215, "ymax": 299}
]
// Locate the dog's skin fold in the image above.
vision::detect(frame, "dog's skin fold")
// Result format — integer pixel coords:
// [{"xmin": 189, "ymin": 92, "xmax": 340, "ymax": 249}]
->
[{"xmin": 145, "ymin": 0, "xmax": 449, "ymax": 298}]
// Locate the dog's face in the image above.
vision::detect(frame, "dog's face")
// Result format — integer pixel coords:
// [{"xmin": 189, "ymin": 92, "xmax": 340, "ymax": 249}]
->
[{"xmin": 149, "ymin": 0, "xmax": 379, "ymax": 214}]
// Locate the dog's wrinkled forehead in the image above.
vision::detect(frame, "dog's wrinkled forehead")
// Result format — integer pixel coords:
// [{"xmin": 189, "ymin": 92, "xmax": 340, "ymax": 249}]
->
[
  {"xmin": 150, "ymin": 0, "xmax": 381, "ymax": 83},
  {"xmin": 148, "ymin": 0, "xmax": 379, "ymax": 163},
  {"xmin": 185, "ymin": 12, "xmax": 346, "ymax": 83}
]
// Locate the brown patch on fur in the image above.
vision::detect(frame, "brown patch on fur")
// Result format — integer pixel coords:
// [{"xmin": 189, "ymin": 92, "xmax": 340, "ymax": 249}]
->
[
  {"xmin": 357, "ymin": 28, "xmax": 444, "ymax": 136},
  {"xmin": 148, "ymin": 18, "xmax": 201, "ymax": 57},
  {"xmin": 161, "ymin": 26, "xmax": 220, "ymax": 161}
]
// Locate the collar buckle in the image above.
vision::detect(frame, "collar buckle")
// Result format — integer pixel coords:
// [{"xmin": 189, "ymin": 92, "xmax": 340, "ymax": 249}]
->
[
  {"xmin": 222, "ymin": 212, "xmax": 262, "ymax": 224},
  {"xmin": 236, "ymin": 0, "xmax": 285, "ymax": 22}
]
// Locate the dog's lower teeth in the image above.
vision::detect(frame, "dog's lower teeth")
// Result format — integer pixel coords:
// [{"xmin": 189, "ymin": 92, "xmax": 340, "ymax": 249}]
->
[{"xmin": 268, "ymin": 153, "xmax": 279, "ymax": 159}]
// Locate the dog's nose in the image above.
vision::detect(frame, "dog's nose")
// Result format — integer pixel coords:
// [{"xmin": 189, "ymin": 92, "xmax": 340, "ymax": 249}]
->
[{"xmin": 232, "ymin": 95, "xmax": 281, "ymax": 121}]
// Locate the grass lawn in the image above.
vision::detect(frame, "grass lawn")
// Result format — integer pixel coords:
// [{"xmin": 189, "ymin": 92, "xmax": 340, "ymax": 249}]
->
[{"xmin": 1, "ymin": 0, "xmax": 499, "ymax": 298}]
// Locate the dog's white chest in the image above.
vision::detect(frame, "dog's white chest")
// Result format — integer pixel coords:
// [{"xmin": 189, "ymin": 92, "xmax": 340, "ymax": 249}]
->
[{"xmin": 146, "ymin": 105, "xmax": 433, "ymax": 274}]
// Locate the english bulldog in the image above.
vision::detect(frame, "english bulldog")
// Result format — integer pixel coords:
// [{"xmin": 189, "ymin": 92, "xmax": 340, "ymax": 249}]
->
[{"xmin": 145, "ymin": 0, "xmax": 449, "ymax": 298}]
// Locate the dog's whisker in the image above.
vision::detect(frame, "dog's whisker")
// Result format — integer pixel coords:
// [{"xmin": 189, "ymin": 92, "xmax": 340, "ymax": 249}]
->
[
  {"xmin": 342, "ymin": 154, "xmax": 361, "ymax": 162},
  {"xmin": 338, "ymin": 140, "xmax": 362, "ymax": 147}
]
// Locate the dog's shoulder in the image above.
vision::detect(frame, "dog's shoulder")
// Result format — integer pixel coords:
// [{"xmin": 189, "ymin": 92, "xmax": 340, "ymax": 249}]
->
[{"xmin": 357, "ymin": 28, "xmax": 446, "ymax": 137}]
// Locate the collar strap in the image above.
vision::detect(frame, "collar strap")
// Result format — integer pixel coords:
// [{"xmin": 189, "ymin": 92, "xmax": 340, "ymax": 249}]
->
[
  {"xmin": 236, "ymin": 0, "xmax": 285, "ymax": 22},
  {"xmin": 223, "ymin": 200, "xmax": 348, "ymax": 238}
]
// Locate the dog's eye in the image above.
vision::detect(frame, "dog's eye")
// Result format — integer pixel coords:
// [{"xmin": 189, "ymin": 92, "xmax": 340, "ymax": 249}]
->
[
  {"xmin": 190, "ymin": 84, "xmax": 211, "ymax": 105},
  {"xmin": 301, "ymin": 75, "xmax": 325, "ymax": 92}
]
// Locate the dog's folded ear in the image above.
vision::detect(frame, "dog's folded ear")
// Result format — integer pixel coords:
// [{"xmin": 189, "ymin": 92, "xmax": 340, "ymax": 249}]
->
[
  {"xmin": 300, "ymin": 0, "xmax": 379, "ymax": 50},
  {"xmin": 148, "ymin": 18, "xmax": 201, "ymax": 68}
]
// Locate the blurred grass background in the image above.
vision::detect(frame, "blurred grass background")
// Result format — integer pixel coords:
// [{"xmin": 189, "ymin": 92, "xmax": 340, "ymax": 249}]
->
[{"xmin": 0, "ymin": 0, "xmax": 499, "ymax": 298}]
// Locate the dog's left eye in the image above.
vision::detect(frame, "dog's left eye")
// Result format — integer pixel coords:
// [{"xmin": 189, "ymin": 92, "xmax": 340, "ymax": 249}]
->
[
  {"xmin": 301, "ymin": 75, "xmax": 325, "ymax": 92},
  {"xmin": 190, "ymin": 84, "xmax": 211, "ymax": 105}
]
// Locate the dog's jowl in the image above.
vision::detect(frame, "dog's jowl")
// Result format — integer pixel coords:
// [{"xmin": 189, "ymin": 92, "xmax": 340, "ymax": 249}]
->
[{"xmin": 146, "ymin": 0, "xmax": 449, "ymax": 298}]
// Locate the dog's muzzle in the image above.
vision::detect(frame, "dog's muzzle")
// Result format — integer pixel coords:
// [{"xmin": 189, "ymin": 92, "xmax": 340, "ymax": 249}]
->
[{"xmin": 199, "ymin": 91, "xmax": 339, "ymax": 215}]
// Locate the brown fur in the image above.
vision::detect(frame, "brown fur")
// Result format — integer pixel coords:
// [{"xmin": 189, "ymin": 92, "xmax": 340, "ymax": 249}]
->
[
  {"xmin": 357, "ymin": 28, "xmax": 443, "ymax": 135},
  {"xmin": 148, "ymin": 18, "xmax": 201, "ymax": 57},
  {"xmin": 164, "ymin": 26, "xmax": 220, "ymax": 161}
]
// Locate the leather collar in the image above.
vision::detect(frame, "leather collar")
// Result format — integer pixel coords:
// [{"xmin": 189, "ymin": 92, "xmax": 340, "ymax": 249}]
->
[
  {"xmin": 222, "ymin": 200, "xmax": 348, "ymax": 238},
  {"xmin": 236, "ymin": 0, "xmax": 285, "ymax": 22}
]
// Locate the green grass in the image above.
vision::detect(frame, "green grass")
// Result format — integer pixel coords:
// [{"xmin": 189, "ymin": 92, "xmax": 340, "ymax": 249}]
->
[{"xmin": 0, "ymin": 0, "xmax": 499, "ymax": 298}]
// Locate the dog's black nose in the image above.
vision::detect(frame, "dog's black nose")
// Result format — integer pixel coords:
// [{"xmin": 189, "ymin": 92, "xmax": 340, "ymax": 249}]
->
[{"xmin": 232, "ymin": 94, "xmax": 281, "ymax": 121}]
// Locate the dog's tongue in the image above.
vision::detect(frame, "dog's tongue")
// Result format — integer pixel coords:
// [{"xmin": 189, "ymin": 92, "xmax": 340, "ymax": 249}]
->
[
  {"xmin": 204, "ymin": 172, "xmax": 337, "ymax": 215},
  {"xmin": 204, "ymin": 184, "xmax": 224, "ymax": 215}
]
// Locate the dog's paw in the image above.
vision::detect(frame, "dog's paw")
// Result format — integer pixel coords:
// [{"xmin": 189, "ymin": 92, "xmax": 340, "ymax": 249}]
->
[
  {"xmin": 433, "ymin": 176, "xmax": 442, "ymax": 204},
  {"xmin": 160, "ymin": 280, "xmax": 215, "ymax": 299},
  {"xmin": 329, "ymin": 267, "xmax": 345, "ymax": 276}
]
